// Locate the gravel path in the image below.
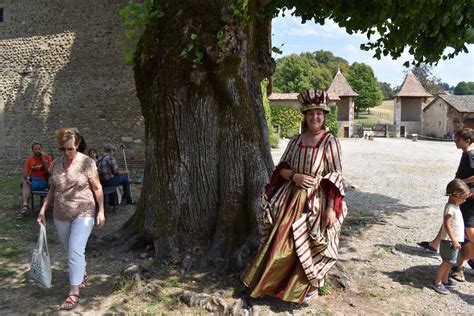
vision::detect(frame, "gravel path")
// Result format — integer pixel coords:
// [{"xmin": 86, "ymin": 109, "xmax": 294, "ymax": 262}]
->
[{"xmin": 272, "ymin": 137, "xmax": 473, "ymax": 314}]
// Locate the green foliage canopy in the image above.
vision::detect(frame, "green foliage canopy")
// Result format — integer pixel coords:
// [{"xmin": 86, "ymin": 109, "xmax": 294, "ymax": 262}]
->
[
  {"xmin": 347, "ymin": 63, "xmax": 383, "ymax": 113},
  {"xmin": 267, "ymin": 1, "xmax": 472, "ymax": 66},
  {"xmin": 273, "ymin": 51, "xmax": 349, "ymax": 93},
  {"xmin": 454, "ymin": 81, "xmax": 474, "ymax": 95},
  {"xmin": 378, "ymin": 82, "xmax": 394, "ymax": 100}
]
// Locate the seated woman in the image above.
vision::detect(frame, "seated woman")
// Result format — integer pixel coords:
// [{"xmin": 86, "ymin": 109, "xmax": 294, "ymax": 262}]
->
[
  {"xmin": 87, "ymin": 148, "xmax": 99, "ymax": 163},
  {"xmin": 242, "ymin": 89, "xmax": 347, "ymax": 303}
]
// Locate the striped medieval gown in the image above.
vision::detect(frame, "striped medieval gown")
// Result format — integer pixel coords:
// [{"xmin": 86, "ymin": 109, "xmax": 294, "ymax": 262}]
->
[{"xmin": 243, "ymin": 131, "xmax": 347, "ymax": 303}]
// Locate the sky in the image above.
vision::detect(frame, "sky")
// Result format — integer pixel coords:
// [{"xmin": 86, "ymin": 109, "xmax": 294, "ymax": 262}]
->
[{"xmin": 272, "ymin": 14, "xmax": 474, "ymax": 88}]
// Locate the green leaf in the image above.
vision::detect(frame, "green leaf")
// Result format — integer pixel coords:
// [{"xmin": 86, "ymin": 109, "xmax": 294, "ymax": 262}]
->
[
  {"xmin": 195, "ymin": 51, "xmax": 204, "ymax": 60},
  {"xmin": 272, "ymin": 46, "xmax": 283, "ymax": 55},
  {"xmin": 191, "ymin": 33, "xmax": 198, "ymax": 40}
]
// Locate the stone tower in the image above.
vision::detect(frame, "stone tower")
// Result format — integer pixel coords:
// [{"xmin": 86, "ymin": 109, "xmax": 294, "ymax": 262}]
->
[
  {"xmin": 327, "ymin": 69, "xmax": 359, "ymax": 137},
  {"xmin": 394, "ymin": 71, "xmax": 431, "ymax": 137}
]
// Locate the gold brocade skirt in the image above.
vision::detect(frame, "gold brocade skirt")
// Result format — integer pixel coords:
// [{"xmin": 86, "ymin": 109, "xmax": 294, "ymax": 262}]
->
[{"xmin": 242, "ymin": 187, "xmax": 312, "ymax": 303}]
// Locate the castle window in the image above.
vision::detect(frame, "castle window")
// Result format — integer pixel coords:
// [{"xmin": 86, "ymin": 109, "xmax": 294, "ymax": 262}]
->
[{"xmin": 0, "ymin": 8, "xmax": 3, "ymax": 23}]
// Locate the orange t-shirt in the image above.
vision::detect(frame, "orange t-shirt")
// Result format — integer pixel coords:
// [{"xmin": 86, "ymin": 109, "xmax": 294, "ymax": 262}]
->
[{"xmin": 24, "ymin": 155, "xmax": 52, "ymax": 180}]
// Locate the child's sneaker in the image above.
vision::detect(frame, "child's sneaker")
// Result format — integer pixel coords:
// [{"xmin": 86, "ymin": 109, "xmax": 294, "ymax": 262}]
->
[
  {"xmin": 442, "ymin": 278, "xmax": 459, "ymax": 289},
  {"xmin": 431, "ymin": 283, "xmax": 450, "ymax": 295}
]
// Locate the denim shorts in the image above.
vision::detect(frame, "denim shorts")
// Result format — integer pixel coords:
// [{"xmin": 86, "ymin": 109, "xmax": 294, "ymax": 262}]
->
[
  {"xmin": 30, "ymin": 176, "xmax": 48, "ymax": 191},
  {"xmin": 440, "ymin": 240, "xmax": 461, "ymax": 266}
]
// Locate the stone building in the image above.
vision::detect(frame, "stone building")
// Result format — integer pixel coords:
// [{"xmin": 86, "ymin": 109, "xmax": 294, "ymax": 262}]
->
[
  {"xmin": 394, "ymin": 72, "xmax": 432, "ymax": 137},
  {"xmin": 267, "ymin": 93, "xmax": 299, "ymax": 107},
  {"xmin": 423, "ymin": 95, "xmax": 474, "ymax": 138},
  {"xmin": 326, "ymin": 70, "xmax": 358, "ymax": 138},
  {"xmin": 0, "ymin": 0, "xmax": 144, "ymax": 176}
]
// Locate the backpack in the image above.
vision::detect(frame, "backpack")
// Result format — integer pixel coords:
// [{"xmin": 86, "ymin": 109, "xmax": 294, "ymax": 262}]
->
[{"xmin": 96, "ymin": 156, "xmax": 111, "ymax": 182}]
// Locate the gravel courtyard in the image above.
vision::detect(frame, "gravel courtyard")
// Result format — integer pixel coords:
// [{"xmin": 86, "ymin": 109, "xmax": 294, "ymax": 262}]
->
[{"xmin": 273, "ymin": 137, "xmax": 473, "ymax": 314}]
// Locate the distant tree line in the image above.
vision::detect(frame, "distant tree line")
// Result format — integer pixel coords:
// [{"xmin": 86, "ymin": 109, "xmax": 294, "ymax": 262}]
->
[
  {"xmin": 454, "ymin": 81, "xmax": 474, "ymax": 95},
  {"xmin": 273, "ymin": 54, "xmax": 473, "ymax": 112},
  {"xmin": 272, "ymin": 50, "xmax": 382, "ymax": 115}
]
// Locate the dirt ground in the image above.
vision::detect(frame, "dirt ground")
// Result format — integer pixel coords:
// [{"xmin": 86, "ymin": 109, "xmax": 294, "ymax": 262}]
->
[{"xmin": 0, "ymin": 137, "xmax": 473, "ymax": 315}]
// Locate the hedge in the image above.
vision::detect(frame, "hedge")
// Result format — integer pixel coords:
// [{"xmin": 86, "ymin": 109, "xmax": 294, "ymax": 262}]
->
[{"xmin": 270, "ymin": 106, "xmax": 302, "ymax": 138}]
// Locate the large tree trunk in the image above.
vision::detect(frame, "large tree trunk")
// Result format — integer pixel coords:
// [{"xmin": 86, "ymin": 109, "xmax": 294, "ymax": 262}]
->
[{"xmin": 125, "ymin": 0, "xmax": 275, "ymax": 268}]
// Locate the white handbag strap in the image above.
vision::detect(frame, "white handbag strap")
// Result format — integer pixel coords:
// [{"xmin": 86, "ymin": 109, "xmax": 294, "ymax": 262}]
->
[{"xmin": 38, "ymin": 224, "xmax": 49, "ymax": 256}]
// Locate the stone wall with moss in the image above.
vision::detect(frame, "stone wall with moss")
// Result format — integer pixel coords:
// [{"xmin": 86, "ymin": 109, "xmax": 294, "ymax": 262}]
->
[{"xmin": 0, "ymin": 0, "xmax": 144, "ymax": 176}]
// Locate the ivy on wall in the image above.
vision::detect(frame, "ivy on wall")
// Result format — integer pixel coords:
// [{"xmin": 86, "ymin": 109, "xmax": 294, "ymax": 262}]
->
[
  {"xmin": 326, "ymin": 105, "xmax": 339, "ymax": 136},
  {"xmin": 270, "ymin": 106, "xmax": 302, "ymax": 138}
]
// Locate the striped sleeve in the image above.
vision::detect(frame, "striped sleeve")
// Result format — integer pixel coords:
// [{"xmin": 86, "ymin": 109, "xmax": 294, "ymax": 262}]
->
[
  {"xmin": 279, "ymin": 134, "xmax": 300, "ymax": 164},
  {"xmin": 322, "ymin": 135, "xmax": 344, "ymax": 197}
]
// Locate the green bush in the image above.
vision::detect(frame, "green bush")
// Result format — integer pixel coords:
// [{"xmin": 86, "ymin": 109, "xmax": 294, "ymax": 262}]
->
[
  {"xmin": 271, "ymin": 106, "xmax": 302, "ymax": 138},
  {"xmin": 326, "ymin": 105, "xmax": 339, "ymax": 136},
  {"xmin": 269, "ymin": 132, "xmax": 280, "ymax": 148},
  {"xmin": 262, "ymin": 80, "xmax": 280, "ymax": 147}
]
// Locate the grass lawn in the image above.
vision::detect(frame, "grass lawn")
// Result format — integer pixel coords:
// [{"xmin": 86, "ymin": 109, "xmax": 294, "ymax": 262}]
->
[{"xmin": 355, "ymin": 100, "xmax": 394, "ymax": 128}]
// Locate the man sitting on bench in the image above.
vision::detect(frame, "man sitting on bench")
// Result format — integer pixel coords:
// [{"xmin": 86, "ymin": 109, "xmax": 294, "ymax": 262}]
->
[
  {"xmin": 97, "ymin": 143, "xmax": 135, "ymax": 205},
  {"xmin": 16, "ymin": 140, "xmax": 52, "ymax": 219}
]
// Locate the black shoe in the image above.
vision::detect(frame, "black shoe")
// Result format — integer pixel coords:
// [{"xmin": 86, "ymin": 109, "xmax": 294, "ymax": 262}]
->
[{"xmin": 121, "ymin": 199, "xmax": 135, "ymax": 205}]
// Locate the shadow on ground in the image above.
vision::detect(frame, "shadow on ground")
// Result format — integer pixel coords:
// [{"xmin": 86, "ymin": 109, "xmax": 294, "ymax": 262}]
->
[
  {"xmin": 341, "ymin": 185, "xmax": 428, "ymax": 237},
  {"xmin": 383, "ymin": 264, "xmax": 474, "ymax": 305}
]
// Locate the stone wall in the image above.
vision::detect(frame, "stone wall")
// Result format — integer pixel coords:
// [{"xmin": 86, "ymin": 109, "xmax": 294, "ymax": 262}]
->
[
  {"xmin": 0, "ymin": 0, "xmax": 144, "ymax": 177},
  {"xmin": 422, "ymin": 98, "xmax": 448, "ymax": 138}
]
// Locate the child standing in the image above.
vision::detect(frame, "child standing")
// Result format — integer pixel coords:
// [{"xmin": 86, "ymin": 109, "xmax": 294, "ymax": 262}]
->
[{"xmin": 432, "ymin": 178, "xmax": 470, "ymax": 294}]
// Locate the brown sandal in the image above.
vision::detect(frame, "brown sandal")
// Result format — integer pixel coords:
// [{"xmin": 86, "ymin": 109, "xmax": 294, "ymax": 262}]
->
[
  {"xmin": 60, "ymin": 294, "xmax": 80, "ymax": 310},
  {"xmin": 451, "ymin": 269, "xmax": 465, "ymax": 282},
  {"xmin": 16, "ymin": 206, "xmax": 28, "ymax": 220},
  {"xmin": 79, "ymin": 271, "xmax": 89, "ymax": 289}
]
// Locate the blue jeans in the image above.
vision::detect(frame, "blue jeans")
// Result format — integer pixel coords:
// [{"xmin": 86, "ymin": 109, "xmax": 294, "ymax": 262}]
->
[{"xmin": 102, "ymin": 174, "xmax": 133, "ymax": 203}]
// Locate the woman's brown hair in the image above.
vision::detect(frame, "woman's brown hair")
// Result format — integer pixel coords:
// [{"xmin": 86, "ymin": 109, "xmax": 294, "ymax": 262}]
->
[{"xmin": 55, "ymin": 128, "xmax": 81, "ymax": 146}]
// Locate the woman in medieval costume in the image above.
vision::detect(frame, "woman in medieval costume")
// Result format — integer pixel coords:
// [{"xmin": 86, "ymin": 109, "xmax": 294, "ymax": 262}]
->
[{"xmin": 242, "ymin": 89, "xmax": 347, "ymax": 303}]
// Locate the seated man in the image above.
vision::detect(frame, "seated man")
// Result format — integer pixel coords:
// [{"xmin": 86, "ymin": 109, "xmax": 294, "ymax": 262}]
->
[
  {"xmin": 17, "ymin": 140, "xmax": 52, "ymax": 219},
  {"xmin": 97, "ymin": 143, "xmax": 134, "ymax": 204}
]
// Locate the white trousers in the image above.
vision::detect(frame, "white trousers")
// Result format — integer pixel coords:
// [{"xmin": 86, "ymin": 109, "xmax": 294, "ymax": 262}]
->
[{"xmin": 54, "ymin": 216, "xmax": 94, "ymax": 286}]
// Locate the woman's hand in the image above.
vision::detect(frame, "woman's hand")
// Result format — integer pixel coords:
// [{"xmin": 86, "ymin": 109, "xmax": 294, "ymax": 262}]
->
[
  {"xmin": 320, "ymin": 207, "xmax": 336, "ymax": 231},
  {"xmin": 96, "ymin": 211, "xmax": 105, "ymax": 228},
  {"xmin": 292, "ymin": 173, "xmax": 317, "ymax": 189},
  {"xmin": 37, "ymin": 212, "xmax": 46, "ymax": 226}
]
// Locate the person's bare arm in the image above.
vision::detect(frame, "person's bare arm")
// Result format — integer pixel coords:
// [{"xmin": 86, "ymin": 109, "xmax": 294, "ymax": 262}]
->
[
  {"xmin": 37, "ymin": 183, "xmax": 55, "ymax": 226},
  {"xmin": 89, "ymin": 173, "xmax": 105, "ymax": 227}
]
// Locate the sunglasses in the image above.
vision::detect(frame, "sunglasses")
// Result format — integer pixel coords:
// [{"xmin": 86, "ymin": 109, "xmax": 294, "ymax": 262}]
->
[{"xmin": 59, "ymin": 147, "xmax": 76, "ymax": 152}]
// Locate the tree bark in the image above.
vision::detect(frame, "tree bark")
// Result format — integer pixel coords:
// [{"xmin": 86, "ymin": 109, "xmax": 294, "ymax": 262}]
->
[{"xmin": 126, "ymin": 0, "xmax": 275, "ymax": 268}]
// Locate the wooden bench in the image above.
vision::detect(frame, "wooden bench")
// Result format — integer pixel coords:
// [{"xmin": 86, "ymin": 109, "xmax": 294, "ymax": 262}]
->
[{"xmin": 31, "ymin": 190, "xmax": 48, "ymax": 212}]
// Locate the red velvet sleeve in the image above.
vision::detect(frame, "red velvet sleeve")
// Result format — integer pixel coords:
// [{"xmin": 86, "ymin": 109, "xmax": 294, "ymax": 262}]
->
[
  {"xmin": 264, "ymin": 162, "xmax": 290, "ymax": 199},
  {"xmin": 320, "ymin": 180, "xmax": 343, "ymax": 217}
]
